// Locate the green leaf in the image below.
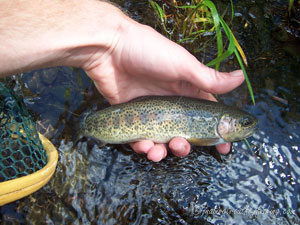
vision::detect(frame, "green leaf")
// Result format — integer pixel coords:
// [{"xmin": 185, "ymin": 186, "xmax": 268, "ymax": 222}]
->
[
  {"xmin": 206, "ymin": 17, "xmax": 235, "ymax": 67},
  {"xmin": 288, "ymin": 0, "xmax": 294, "ymax": 15},
  {"xmin": 234, "ymin": 49, "xmax": 255, "ymax": 105},
  {"xmin": 230, "ymin": 0, "xmax": 234, "ymax": 21},
  {"xmin": 207, "ymin": 16, "xmax": 255, "ymax": 105},
  {"xmin": 202, "ymin": 0, "xmax": 223, "ymax": 70},
  {"xmin": 220, "ymin": 17, "xmax": 255, "ymax": 104},
  {"xmin": 149, "ymin": 0, "xmax": 165, "ymax": 23},
  {"xmin": 244, "ymin": 139, "xmax": 255, "ymax": 154}
]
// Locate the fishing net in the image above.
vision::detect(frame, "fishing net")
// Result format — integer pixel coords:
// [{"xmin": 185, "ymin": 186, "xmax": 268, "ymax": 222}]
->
[{"xmin": 0, "ymin": 82, "xmax": 47, "ymax": 182}]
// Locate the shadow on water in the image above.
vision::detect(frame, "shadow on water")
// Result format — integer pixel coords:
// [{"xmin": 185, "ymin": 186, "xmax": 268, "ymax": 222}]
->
[{"xmin": 1, "ymin": 0, "xmax": 300, "ymax": 224}]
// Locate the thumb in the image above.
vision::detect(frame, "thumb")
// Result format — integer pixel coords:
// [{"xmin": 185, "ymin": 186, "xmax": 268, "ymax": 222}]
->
[{"xmin": 185, "ymin": 61, "xmax": 245, "ymax": 94}]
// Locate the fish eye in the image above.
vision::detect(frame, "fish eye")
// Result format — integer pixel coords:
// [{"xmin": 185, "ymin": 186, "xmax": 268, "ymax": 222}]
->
[{"xmin": 240, "ymin": 117, "xmax": 252, "ymax": 127}]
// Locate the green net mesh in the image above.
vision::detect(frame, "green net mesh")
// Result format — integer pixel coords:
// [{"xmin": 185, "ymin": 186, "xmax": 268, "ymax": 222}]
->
[{"xmin": 0, "ymin": 82, "xmax": 47, "ymax": 182}]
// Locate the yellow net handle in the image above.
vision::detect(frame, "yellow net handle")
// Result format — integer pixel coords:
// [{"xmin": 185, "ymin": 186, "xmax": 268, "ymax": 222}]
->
[{"xmin": 0, "ymin": 133, "xmax": 58, "ymax": 206}]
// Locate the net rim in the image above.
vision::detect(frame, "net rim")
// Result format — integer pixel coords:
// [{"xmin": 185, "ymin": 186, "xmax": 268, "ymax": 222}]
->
[{"xmin": 0, "ymin": 133, "xmax": 58, "ymax": 206}]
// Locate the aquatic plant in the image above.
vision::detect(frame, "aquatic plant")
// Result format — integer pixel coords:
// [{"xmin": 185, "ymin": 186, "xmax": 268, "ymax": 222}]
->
[
  {"xmin": 289, "ymin": 0, "xmax": 294, "ymax": 15},
  {"xmin": 149, "ymin": 0, "xmax": 255, "ymax": 104}
]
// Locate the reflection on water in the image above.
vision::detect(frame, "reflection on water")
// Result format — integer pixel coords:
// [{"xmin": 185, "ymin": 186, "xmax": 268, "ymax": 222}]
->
[
  {"xmin": 5, "ymin": 108, "xmax": 300, "ymax": 224},
  {"xmin": 1, "ymin": 0, "xmax": 300, "ymax": 224}
]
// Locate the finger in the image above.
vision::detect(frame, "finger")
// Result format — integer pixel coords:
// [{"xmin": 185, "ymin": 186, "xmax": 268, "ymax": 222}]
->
[
  {"xmin": 216, "ymin": 143, "xmax": 231, "ymax": 154},
  {"xmin": 186, "ymin": 62, "xmax": 245, "ymax": 94},
  {"xmin": 195, "ymin": 90, "xmax": 217, "ymax": 102},
  {"xmin": 174, "ymin": 80, "xmax": 218, "ymax": 102},
  {"xmin": 169, "ymin": 137, "xmax": 191, "ymax": 157},
  {"xmin": 189, "ymin": 92, "xmax": 232, "ymax": 154},
  {"xmin": 131, "ymin": 140, "xmax": 154, "ymax": 154},
  {"xmin": 147, "ymin": 144, "xmax": 167, "ymax": 162}
]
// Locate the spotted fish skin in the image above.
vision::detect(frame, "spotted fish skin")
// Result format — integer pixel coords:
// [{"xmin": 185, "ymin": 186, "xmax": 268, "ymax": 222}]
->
[{"xmin": 81, "ymin": 96, "xmax": 257, "ymax": 146}]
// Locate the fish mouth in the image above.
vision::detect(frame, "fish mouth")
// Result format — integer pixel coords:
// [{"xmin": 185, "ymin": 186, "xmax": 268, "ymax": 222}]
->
[{"xmin": 242, "ymin": 126, "xmax": 258, "ymax": 139}]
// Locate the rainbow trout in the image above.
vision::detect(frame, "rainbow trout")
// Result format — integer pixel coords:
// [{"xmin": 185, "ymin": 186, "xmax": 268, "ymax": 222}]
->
[{"xmin": 81, "ymin": 96, "xmax": 257, "ymax": 146}]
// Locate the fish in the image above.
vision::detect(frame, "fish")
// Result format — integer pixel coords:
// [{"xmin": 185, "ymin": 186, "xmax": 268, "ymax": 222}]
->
[{"xmin": 81, "ymin": 96, "xmax": 258, "ymax": 146}]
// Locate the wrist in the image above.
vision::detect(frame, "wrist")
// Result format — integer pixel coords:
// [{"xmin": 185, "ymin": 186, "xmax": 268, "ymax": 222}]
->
[{"xmin": 61, "ymin": 1, "xmax": 128, "ymax": 70}]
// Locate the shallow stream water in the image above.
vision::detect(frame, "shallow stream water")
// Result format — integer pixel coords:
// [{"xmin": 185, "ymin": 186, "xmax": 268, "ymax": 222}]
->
[{"xmin": 1, "ymin": 0, "xmax": 300, "ymax": 224}]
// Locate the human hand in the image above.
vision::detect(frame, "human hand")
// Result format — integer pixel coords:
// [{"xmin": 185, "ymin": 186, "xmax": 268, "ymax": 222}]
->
[
  {"xmin": 82, "ymin": 15, "xmax": 245, "ymax": 162},
  {"xmin": 0, "ymin": 0, "xmax": 244, "ymax": 162}
]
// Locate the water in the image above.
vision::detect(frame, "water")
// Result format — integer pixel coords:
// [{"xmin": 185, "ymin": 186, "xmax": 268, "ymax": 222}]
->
[{"xmin": 1, "ymin": 0, "xmax": 300, "ymax": 224}]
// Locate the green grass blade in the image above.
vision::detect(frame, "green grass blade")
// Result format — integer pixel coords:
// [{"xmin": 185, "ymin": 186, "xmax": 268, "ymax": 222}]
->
[
  {"xmin": 206, "ymin": 16, "xmax": 235, "ymax": 67},
  {"xmin": 175, "ymin": 5, "xmax": 197, "ymax": 9},
  {"xmin": 230, "ymin": 0, "xmax": 234, "ymax": 21},
  {"xmin": 202, "ymin": 0, "xmax": 223, "ymax": 70},
  {"xmin": 289, "ymin": 0, "xmax": 294, "ymax": 15},
  {"xmin": 206, "ymin": 50, "xmax": 232, "ymax": 66},
  {"xmin": 220, "ymin": 17, "xmax": 255, "ymax": 104},
  {"xmin": 207, "ymin": 16, "xmax": 255, "ymax": 105},
  {"xmin": 177, "ymin": 36, "xmax": 198, "ymax": 43},
  {"xmin": 219, "ymin": 18, "xmax": 255, "ymax": 104},
  {"xmin": 188, "ymin": 2, "xmax": 205, "ymax": 16},
  {"xmin": 183, "ymin": 2, "xmax": 205, "ymax": 36},
  {"xmin": 244, "ymin": 139, "xmax": 255, "ymax": 156},
  {"xmin": 206, "ymin": 32, "xmax": 234, "ymax": 66},
  {"xmin": 149, "ymin": 0, "xmax": 170, "ymax": 38},
  {"xmin": 149, "ymin": 0, "xmax": 165, "ymax": 23},
  {"xmin": 234, "ymin": 49, "xmax": 255, "ymax": 105},
  {"xmin": 219, "ymin": 16, "xmax": 248, "ymax": 66}
]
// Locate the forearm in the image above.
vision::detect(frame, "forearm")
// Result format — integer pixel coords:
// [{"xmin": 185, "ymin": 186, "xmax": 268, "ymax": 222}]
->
[{"xmin": 0, "ymin": 0, "xmax": 125, "ymax": 76}]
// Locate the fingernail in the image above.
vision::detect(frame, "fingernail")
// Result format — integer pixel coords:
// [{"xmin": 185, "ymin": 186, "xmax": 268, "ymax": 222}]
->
[{"xmin": 230, "ymin": 70, "xmax": 243, "ymax": 77}]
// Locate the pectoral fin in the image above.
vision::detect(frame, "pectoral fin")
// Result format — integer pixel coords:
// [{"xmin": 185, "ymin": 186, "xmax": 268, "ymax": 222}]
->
[{"xmin": 187, "ymin": 138, "xmax": 224, "ymax": 146}]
